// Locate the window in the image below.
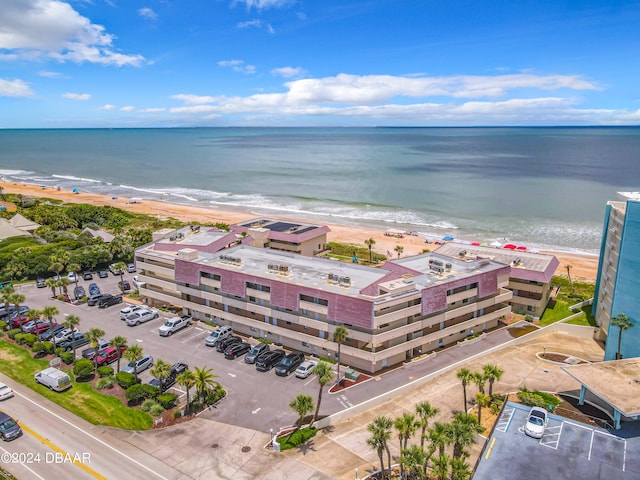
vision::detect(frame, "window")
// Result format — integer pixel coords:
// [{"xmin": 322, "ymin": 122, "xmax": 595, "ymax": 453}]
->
[
  {"xmin": 462, "ymin": 298, "xmax": 469, "ymax": 304},
  {"xmin": 302, "ymin": 341, "xmax": 309, "ymax": 347},
  {"xmin": 250, "ymin": 326, "xmax": 257, "ymax": 332}
]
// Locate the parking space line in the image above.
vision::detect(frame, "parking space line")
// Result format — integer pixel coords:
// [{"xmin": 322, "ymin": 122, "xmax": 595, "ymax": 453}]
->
[
  {"xmin": 588, "ymin": 429, "xmax": 595, "ymax": 460},
  {"xmin": 623, "ymin": 438, "xmax": 627, "ymax": 471},
  {"xmin": 540, "ymin": 423, "xmax": 562, "ymax": 449},
  {"xmin": 563, "ymin": 420, "xmax": 592, "ymax": 431},
  {"xmin": 495, "ymin": 406, "xmax": 514, "ymax": 433},
  {"xmin": 304, "ymin": 375, "xmax": 317, "ymax": 386}
]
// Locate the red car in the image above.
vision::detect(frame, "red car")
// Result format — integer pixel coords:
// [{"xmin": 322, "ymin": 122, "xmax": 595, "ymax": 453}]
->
[
  {"xmin": 10, "ymin": 316, "xmax": 31, "ymax": 329},
  {"xmin": 93, "ymin": 346, "xmax": 128, "ymax": 366},
  {"xmin": 32, "ymin": 321, "xmax": 58, "ymax": 335}
]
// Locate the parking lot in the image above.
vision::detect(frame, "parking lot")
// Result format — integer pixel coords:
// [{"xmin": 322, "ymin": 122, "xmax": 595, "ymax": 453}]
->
[
  {"xmin": 474, "ymin": 402, "xmax": 640, "ymax": 480},
  {"xmin": 15, "ymin": 273, "xmax": 346, "ymax": 433}
]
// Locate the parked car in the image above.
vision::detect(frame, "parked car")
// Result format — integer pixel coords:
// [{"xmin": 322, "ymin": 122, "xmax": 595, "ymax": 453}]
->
[
  {"xmin": 205, "ymin": 326, "xmax": 233, "ymax": 347},
  {"xmin": 97, "ymin": 270, "xmax": 108, "ymax": 279},
  {"xmin": 21, "ymin": 319, "xmax": 50, "ymax": 333},
  {"xmin": 98, "ymin": 294, "xmax": 123, "ymax": 308},
  {"xmin": 127, "ymin": 263, "xmax": 136, "ymax": 273},
  {"xmin": 88, "ymin": 283, "xmax": 100, "ymax": 296},
  {"xmin": 58, "ymin": 332, "xmax": 90, "ymax": 351},
  {"xmin": 132, "ymin": 276, "xmax": 146, "ymax": 288},
  {"xmin": 122, "ymin": 354, "xmax": 154, "ymax": 375},
  {"xmin": 0, "ymin": 411, "xmax": 22, "ymax": 441},
  {"xmin": 29, "ymin": 321, "xmax": 58, "ymax": 335},
  {"xmin": 109, "ymin": 263, "xmax": 123, "ymax": 275},
  {"xmin": 275, "ymin": 351, "xmax": 305, "ymax": 376},
  {"xmin": 38, "ymin": 324, "xmax": 66, "ymax": 341},
  {"xmin": 149, "ymin": 361, "xmax": 188, "ymax": 392},
  {"xmin": 524, "ymin": 407, "xmax": 548, "ymax": 439},
  {"xmin": 225, "ymin": 341, "xmax": 251, "ymax": 360},
  {"xmin": 125, "ymin": 308, "xmax": 159, "ymax": 326},
  {"xmin": 9, "ymin": 315, "xmax": 31, "ymax": 330},
  {"xmin": 53, "ymin": 328, "xmax": 76, "ymax": 343},
  {"xmin": 158, "ymin": 315, "xmax": 192, "ymax": 336},
  {"xmin": 81, "ymin": 339, "xmax": 110, "ymax": 360},
  {"xmin": 87, "ymin": 293, "xmax": 109, "ymax": 306},
  {"xmin": 245, "ymin": 342, "xmax": 270, "ymax": 364},
  {"xmin": 36, "ymin": 278, "xmax": 46, "ymax": 288},
  {"xmin": 74, "ymin": 285, "xmax": 86, "ymax": 300},
  {"xmin": 34, "ymin": 367, "xmax": 72, "ymax": 392},
  {"xmin": 295, "ymin": 360, "xmax": 318, "ymax": 379},
  {"xmin": 0, "ymin": 305, "xmax": 29, "ymax": 321},
  {"xmin": 216, "ymin": 335, "xmax": 242, "ymax": 353},
  {"xmin": 93, "ymin": 345, "xmax": 128, "ymax": 366},
  {"xmin": 67, "ymin": 272, "xmax": 77, "ymax": 283},
  {"xmin": 118, "ymin": 280, "xmax": 131, "ymax": 292},
  {"xmin": 0, "ymin": 382, "xmax": 14, "ymax": 401},
  {"xmin": 120, "ymin": 304, "xmax": 143, "ymax": 320},
  {"xmin": 82, "ymin": 271, "xmax": 93, "ymax": 280},
  {"xmin": 255, "ymin": 349, "xmax": 286, "ymax": 372}
]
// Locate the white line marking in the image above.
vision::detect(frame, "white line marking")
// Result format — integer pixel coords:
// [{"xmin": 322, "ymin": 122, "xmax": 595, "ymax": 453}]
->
[
  {"xmin": 135, "ymin": 339, "xmax": 143, "ymax": 343},
  {"xmin": 563, "ymin": 420, "xmax": 592, "ymax": 431},
  {"xmin": 194, "ymin": 327, "xmax": 203, "ymax": 331},
  {"xmin": 14, "ymin": 390, "xmax": 169, "ymax": 480},
  {"xmin": 588, "ymin": 429, "xmax": 594, "ymax": 460},
  {"xmin": 252, "ymin": 408, "xmax": 261, "ymax": 415},
  {"xmin": 0, "ymin": 445, "xmax": 47, "ymax": 480},
  {"xmin": 623, "ymin": 439, "xmax": 627, "ymax": 471},
  {"xmin": 304, "ymin": 376, "xmax": 317, "ymax": 386},
  {"xmin": 228, "ymin": 373, "xmax": 236, "ymax": 378}
]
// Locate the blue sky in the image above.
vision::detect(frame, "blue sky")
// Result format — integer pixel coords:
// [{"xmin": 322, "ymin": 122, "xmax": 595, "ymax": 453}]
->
[{"xmin": 1, "ymin": 0, "xmax": 639, "ymax": 127}]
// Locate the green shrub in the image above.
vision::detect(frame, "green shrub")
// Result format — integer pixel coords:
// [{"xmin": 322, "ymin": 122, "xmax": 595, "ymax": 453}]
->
[
  {"xmin": 318, "ymin": 356, "xmax": 337, "ymax": 365},
  {"xmin": 7, "ymin": 328, "xmax": 21, "ymax": 340},
  {"xmin": 32, "ymin": 341, "xmax": 49, "ymax": 355},
  {"xmin": 41, "ymin": 341, "xmax": 55, "ymax": 354},
  {"xmin": 73, "ymin": 358, "xmax": 94, "ymax": 379},
  {"xmin": 149, "ymin": 403, "xmax": 165, "ymax": 416},
  {"xmin": 22, "ymin": 333, "xmax": 37, "ymax": 348},
  {"xmin": 525, "ymin": 315, "xmax": 534, "ymax": 323},
  {"xmin": 157, "ymin": 393, "xmax": 177, "ymax": 409},
  {"xmin": 0, "ymin": 320, "xmax": 7, "ymax": 331},
  {"xmin": 257, "ymin": 337, "xmax": 272, "ymax": 345},
  {"xmin": 116, "ymin": 371, "xmax": 138, "ymax": 389},
  {"xmin": 205, "ymin": 384, "xmax": 226, "ymax": 405},
  {"xmin": 14, "ymin": 333, "xmax": 25, "ymax": 345},
  {"xmin": 125, "ymin": 384, "xmax": 146, "ymax": 404},
  {"xmin": 173, "ymin": 409, "xmax": 183, "ymax": 420},
  {"xmin": 59, "ymin": 351, "xmax": 75, "ymax": 364},
  {"xmin": 517, "ymin": 391, "xmax": 547, "ymax": 409},
  {"xmin": 279, "ymin": 427, "xmax": 317, "ymax": 451},
  {"xmin": 96, "ymin": 376, "xmax": 115, "ymax": 390},
  {"xmin": 141, "ymin": 384, "xmax": 159, "ymax": 399},
  {"xmin": 532, "ymin": 390, "xmax": 560, "ymax": 407},
  {"xmin": 97, "ymin": 366, "xmax": 114, "ymax": 378},
  {"xmin": 54, "ymin": 347, "xmax": 65, "ymax": 357},
  {"xmin": 141, "ymin": 399, "xmax": 157, "ymax": 412}
]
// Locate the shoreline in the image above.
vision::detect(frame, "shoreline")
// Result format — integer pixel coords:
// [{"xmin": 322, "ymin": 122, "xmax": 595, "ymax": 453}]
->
[{"xmin": 0, "ymin": 181, "xmax": 599, "ymax": 281}]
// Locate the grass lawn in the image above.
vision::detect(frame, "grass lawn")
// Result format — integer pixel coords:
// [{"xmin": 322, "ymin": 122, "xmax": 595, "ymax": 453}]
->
[
  {"xmin": 539, "ymin": 277, "xmax": 596, "ymax": 327},
  {"xmin": 0, "ymin": 340, "xmax": 152, "ymax": 430}
]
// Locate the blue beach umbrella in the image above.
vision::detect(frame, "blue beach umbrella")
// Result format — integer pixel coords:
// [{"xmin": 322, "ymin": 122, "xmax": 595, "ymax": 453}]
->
[
  {"xmin": 442, "ymin": 236, "xmax": 454, "ymax": 241},
  {"xmin": 72, "ymin": 188, "xmax": 79, "ymax": 193}
]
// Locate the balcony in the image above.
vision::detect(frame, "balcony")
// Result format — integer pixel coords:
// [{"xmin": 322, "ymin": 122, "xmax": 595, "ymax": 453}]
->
[
  {"xmin": 299, "ymin": 299, "xmax": 328, "ymax": 315},
  {"xmin": 373, "ymin": 303, "xmax": 421, "ymax": 327},
  {"xmin": 447, "ymin": 287, "xmax": 478, "ymax": 304}
]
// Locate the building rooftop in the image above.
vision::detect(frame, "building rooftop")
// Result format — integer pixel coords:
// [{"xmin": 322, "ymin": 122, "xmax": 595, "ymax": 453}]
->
[
  {"xmin": 234, "ymin": 218, "xmax": 323, "ymax": 235},
  {"xmin": 562, "ymin": 358, "xmax": 640, "ymax": 417},
  {"xmin": 155, "ymin": 226, "xmax": 232, "ymax": 248},
  {"xmin": 435, "ymin": 243, "xmax": 559, "ymax": 283}
]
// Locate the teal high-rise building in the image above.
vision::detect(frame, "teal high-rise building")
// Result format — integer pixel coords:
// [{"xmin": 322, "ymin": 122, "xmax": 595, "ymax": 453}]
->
[{"xmin": 592, "ymin": 193, "xmax": 640, "ymax": 360}]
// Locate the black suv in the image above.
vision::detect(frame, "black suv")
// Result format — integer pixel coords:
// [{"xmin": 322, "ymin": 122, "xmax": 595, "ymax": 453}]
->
[
  {"xmin": 275, "ymin": 351, "xmax": 305, "ymax": 376},
  {"xmin": 224, "ymin": 342, "xmax": 251, "ymax": 360},
  {"xmin": 255, "ymin": 349, "xmax": 286, "ymax": 372},
  {"xmin": 87, "ymin": 294, "xmax": 109, "ymax": 306},
  {"xmin": 216, "ymin": 335, "xmax": 241, "ymax": 353},
  {"xmin": 149, "ymin": 361, "xmax": 188, "ymax": 392},
  {"xmin": 98, "ymin": 294, "xmax": 123, "ymax": 308}
]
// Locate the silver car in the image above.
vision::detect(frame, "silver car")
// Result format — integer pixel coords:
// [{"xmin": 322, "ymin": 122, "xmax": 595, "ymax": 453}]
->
[{"xmin": 122, "ymin": 354, "xmax": 154, "ymax": 375}]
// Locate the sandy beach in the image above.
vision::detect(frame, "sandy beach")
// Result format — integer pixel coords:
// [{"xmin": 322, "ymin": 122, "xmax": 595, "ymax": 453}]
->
[{"xmin": 0, "ymin": 182, "xmax": 599, "ymax": 281}]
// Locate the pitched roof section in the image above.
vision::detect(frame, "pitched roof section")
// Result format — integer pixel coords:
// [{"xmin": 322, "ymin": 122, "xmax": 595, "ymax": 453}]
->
[
  {"xmin": 0, "ymin": 219, "xmax": 31, "ymax": 240},
  {"xmin": 81, "ymin": 227, "xmax": 115, "ymax": 243},
  {"xmin": 8, "ymin": 213, "xmax": 40, "ymax": 231}
]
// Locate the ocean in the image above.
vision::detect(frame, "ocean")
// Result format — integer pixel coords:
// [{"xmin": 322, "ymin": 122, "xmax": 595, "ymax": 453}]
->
[{"xmin": 1, "ymin": 127, "xmax": 639, "ymax": 255}]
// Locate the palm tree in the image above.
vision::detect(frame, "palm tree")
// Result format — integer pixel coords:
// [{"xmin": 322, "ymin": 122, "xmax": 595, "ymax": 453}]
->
[
  {"xmin": 368, "ymin": 416, "xmax": 393, "ymax": 478},
  {"xmin": 287, "ymin": 393, "xmax": 314, "ymax": 441},
  {"xmin": 113, "ymin": 261, "xmax": 127, "ymax": 293},
  {"xmin": 472, "ymin": 370, "xmax": 486, "ymax": 395},
  {"xmin": 566, "ymin": 264, "xmax": 574, "ymax": 293},
  {"xmin": 61, "ymin": 315, "xmax": 80, "ymax": 356},
  {"xmin": 333, "ymin": 325, "xmax": 348, "ymax": 385},
  {"xmin": 456, "ymin": 368, "xmax": 473, "ymax": 412},
  {"xmin": 176, "ymin": 369, "xmax": 196, "ymax": 414},
  {"xmin": 400, "ymin": 444, "xmax": 428, "ymax": 480},
  {"xmin": 450, "ymin": 456, "xmax": 472, "ymax": 480},
  {"xmin": 24, "ymin": 309, "xmax": 41, "ymax": 331},
  {"xmin": 40, "ymin": 306, "xmax": 59, "ymax": 347},
  {"xmin": 45, "ymin": 278, "xmax": 57, "ymax": 298},
  {"xmin": 8, "ymin": 293, "xmax": 25, "ymax": 317},
  {"xmin": 1, "ymin": 284, "xmax": 15, "ymax": 312},
  {"xmin": 367, "ymin": 430, "xmax": 386, "ymax": 478},
  {"xmin": 150, "ymin": 359, "xmax": 172, "ymax": 393},
  {"xmin": 109, "ymin": 335, "xmax": 128, "ymax": 372},
  {"xmin": 123, "ymin": 345, "xmax": 144, "ymax": 382},
  {"xmin": 432, "ymin": 454, "xmax": 451, "ymax": 480},
  {"xmin": 311, "ymin": 361, "xmax": 334, "ymax": 424},
  {"xmin": 193, "ymin": 366, "xmax": 218, "ymax": 403},
  {"xmin": 475, "ymin": 393, "xmax": 490, "ymax": 425},
  {"xmin": 483, "ymin": 364, "xmax": 504, "ymax": 397},
  {"xmin": 429, "ymin": 422, "xmax": 450, "ymax": 458},
  {"xmin": 395, "ymin": 412, "xmax": 417, "ymax": 451},
  {"xmin": 56, "ymin": 277, "xmax": 70, "ymax": 300},
  {"xmin": 449, "ymin": 412, "xmax": 483, "ymax": 459},
  {"xmin": 415, "ymin": 400, "xmax": 439, "ymax": 449},
  {"xmin": 394, "ymin": 245, "xmax": 404, "ymax": 259},
  {"xmin": 86, "ymin": 327, "xmax": 105, "ymax": 372},
  {"xmin": 365, "ymin": 238, "xmax": 376, "ymax": 263},
  {"xmin": 611, "ymin": 313, "xmax": 633, "ymax": 360}
]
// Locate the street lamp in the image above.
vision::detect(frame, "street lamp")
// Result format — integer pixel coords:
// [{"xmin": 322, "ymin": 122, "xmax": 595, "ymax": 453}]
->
[
  {"xmin": 355, "ymin": 468, "xmax": 359, "ymax": 480},
  {"xmin": 543, "ymin": 346, "xmax": 547, "ymax": 357}
]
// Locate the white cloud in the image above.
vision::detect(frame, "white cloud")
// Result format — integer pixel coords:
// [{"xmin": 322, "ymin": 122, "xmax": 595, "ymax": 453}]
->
[
  {"xmin": 171, "ymin": 94, "xmax": 219, "ymax": 105},
  {"xmin": 138, "ymin": 7, "xmax": 157, "ymax": 21},
  {"xmin": 271, "ymin": 66, "xmax": 306, "ymax": 78},
  {"xmin": 0, "ymin": 78, "xmax": 32, "ymax": 97},
  {"xmin": 138, "ymin": 107, "xmax": 165, "ymax": 112},
  {"xmin": 238, "ymin": 19, "xmax": 262, "ymax": 29},
  {"xmin": 120, "ymin": 106, "xmax": 135, "ymax": 111},
  {"xmin": 62, "ymin": 92, "xmax": 90, "ymax": 100},
  {"xmin": 0, "ymin": 0, "xmax": 144, "ymax": 66},
  {"xmin": 98, "ymin": 104, "xmax": 117, "ymax": 110},
  {"xmin": 38, "ymin": 70, "xmax": 63, "ymax": 78},
  {"xmin": 218, "ymin": 59, "xmax": 256, "ymax": 74},
  {"xmin": 233, "ymin": 0, "xmax": 294, "ymax": 10}
]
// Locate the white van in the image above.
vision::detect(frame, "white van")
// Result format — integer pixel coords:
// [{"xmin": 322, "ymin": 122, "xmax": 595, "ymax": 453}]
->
[
  {"xmin": 205, "ymin": 326, "xmax": 233, "ymax": 347},
  {"xmin": 34, "ymin": 367, "xmax": 72, "ymax": 392}
]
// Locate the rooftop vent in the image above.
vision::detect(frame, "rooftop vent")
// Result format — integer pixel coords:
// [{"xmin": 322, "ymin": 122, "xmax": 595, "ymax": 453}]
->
[
  {"xmin": 459, "ymin": 250, "xmax": 467, "ymax": 257},
  {"xmin": 220, "ymin": 254, "xmax": 242, "ymax": 266}
]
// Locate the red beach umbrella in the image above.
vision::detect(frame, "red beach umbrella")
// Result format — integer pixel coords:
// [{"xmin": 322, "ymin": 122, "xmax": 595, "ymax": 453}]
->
[{"xmin": 503, "ymin": 244, "xmax": 517, "ymax": 250}]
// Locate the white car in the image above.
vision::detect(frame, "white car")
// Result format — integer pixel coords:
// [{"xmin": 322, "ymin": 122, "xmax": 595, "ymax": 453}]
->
[
  {"xmin": 524, "ymin": 406, "xmax": 548, "ymax": 439},
  {"xmin": 53, "ymin": 328, "xmax": 75, "ymax": 343},
  {"xmin": 67, "ymin": 272, "xmax": 77, "ymax": 283},
  {"xmin": 132, "ymin": 276, "xmax": 146, "ymax": 289},
  {"xmin": 158, "ymin": 315, "xmax": 192, "ymax": 337},
  {"xmin": 122, "ymin": 354, "xmax": 154, "ymax": 374},
  {"xmin": 125, "ymin": 308, "xmax": 159, "ymax": 326},
  {"xmin": 120, "ymin": 304, "xmax": 143, "ymax": 320},
  {"xmin": 295, "ymin": 360, "xmax": 318, "ymax": 379},
  {"xmin": 0, "ymin": 382, "xmax": 14, "ymax": 401}
]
